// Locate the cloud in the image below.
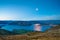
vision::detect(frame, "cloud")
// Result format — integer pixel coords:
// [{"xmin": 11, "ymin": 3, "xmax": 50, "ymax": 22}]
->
[{"xmin": 0, "ymin": 15, "xmax": 60, "ymax": 20}]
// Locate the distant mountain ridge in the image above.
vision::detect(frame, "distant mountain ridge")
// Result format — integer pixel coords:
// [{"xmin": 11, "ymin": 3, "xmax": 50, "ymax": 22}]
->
[{"xmin": 0, "ymin": 20, "xmax": 60, "ymax": 26}]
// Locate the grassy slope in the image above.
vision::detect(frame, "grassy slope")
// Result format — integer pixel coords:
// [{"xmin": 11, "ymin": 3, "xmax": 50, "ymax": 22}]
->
[{"xmin": 0, "ymin": 25, "xmax": 60, "ymax": 40}]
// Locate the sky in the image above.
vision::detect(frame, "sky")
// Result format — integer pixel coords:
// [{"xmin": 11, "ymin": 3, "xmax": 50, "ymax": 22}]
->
[{"xmin": 0, "ymin": 0, "xmax": 60, "ymax": 20}]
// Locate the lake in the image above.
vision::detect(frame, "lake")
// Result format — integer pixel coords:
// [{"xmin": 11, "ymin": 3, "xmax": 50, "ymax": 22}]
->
[{"xmin": 1, "ymin": 25, "xmax": 52, "ymax": 32}]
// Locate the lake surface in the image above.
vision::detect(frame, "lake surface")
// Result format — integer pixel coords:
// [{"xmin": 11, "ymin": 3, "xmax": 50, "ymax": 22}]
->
[
  {"xmin": 0, "ymin": 20, "xmax": 60, "ymax": 32},
  {"xmin": 1, "ymin": 25, "xmax": 52, "ymax": 32}
]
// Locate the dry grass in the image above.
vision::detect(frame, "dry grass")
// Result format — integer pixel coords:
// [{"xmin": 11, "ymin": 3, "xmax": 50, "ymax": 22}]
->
[{"xmin": 0, "ymin": 35, "xmax": 60, "ymax": 40}]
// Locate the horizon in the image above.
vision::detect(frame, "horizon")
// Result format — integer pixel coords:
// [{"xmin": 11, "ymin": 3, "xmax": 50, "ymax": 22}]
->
[{"xmin": 0, "ymin": 20, "xmax": 60, "ymax": 21}]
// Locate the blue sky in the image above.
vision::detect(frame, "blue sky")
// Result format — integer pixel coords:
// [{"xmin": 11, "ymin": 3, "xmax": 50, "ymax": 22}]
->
[{"xmin": 0, "ymin": 0, "xmax": 60, "ymax": 20}]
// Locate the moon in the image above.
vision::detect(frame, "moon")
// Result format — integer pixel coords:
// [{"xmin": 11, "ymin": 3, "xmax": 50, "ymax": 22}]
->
[{"xmin": 35, "ymin": 8, "xmax": 39, "ymax": 11}]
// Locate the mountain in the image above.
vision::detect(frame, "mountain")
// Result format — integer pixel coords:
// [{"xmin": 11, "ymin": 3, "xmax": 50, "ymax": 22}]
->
[
  {"xmin": 9, "ymin": 20, "xmax": 60, "ymax": 25},
  {"xmin": 0, "ymin": 20, "xmax": 60, "ymax": 26}
]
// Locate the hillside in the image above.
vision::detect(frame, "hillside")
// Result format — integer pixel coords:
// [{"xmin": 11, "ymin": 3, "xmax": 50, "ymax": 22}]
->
[
  {"xmin": 25, "ymin": 25, "xmax": 60, "ymax": 37},
  {"xmin": 0, "ymin": 25, "xmax": 60, "ymax": 40},
  {"xmin": 12, "ymin": 29, "xmax": 34, "ymax": 35},
  {"xmin": 0, "ymin": 29, "xmax": 14, "ymax": 35}
]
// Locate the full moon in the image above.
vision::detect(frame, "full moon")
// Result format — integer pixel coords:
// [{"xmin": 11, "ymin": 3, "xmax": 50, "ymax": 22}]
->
[{"xmin": 35, "ymin": 8, "xmax": 39, "ymax": 11}]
